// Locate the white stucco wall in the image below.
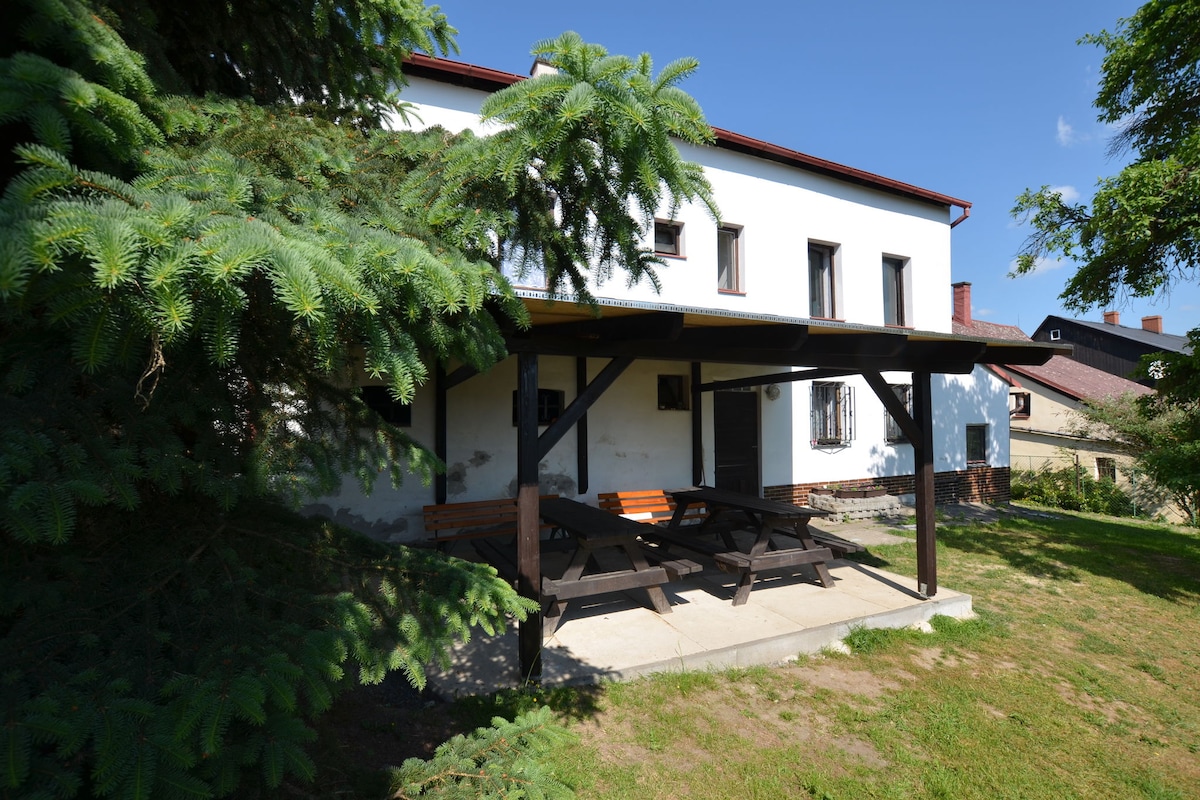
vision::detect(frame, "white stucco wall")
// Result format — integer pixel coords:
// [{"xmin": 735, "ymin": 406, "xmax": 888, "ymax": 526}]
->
[{"xmin": 392, "ymin": 76, "xmax": 954, "ymax": 333}]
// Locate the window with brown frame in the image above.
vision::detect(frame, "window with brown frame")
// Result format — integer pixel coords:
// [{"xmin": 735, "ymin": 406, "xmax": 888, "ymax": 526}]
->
[
  {"xmin": 654, "ymin": 220, "xmax": 684, "ymax": 257},
  {"xmin": 808, "ymin": 242, "xmax": 837, "ymax": 318},
  {"xmin": 717, "ymin": 225, "xmax": 742, "ymax": 292},
  {"xmin": 882, "ymin": 256, "xmax": 907, "ymax": 326}
]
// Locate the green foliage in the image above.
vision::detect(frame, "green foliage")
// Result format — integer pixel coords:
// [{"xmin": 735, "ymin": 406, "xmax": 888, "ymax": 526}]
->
[
  {"xmin": 3, "ymin": 0, "xmax": 719, "ymax": 797},
  {"xmin": 1011, "ymin": 462, "xmax": 1137, "ymax": 517},
  {"xmin": 1072, "ymin": 394, "xmax": 1200, "ymax": 524},
  {"xmin": 1, "ymin": 498, "xmax": 535, "ymax": 798},
  {"xmin": 440, "ymin": 31, "xmax": 718, "ymax": 302},
  {"xmin": 388, "ymin": 706, "xmax": 575, "ymax": 799},
  {"xmin": 1011, "ymin": 0, "xmax": 1200, "ymax": 312}
]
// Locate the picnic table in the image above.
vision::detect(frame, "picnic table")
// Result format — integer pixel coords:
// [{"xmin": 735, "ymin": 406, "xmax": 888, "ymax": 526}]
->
[
  {"xmin": 658, "ymin": 486, "xmax": 834, "ymax": 605},
  {"xmin": 537, "ymin": 497, "xmax": 696, "ymax": 635}
]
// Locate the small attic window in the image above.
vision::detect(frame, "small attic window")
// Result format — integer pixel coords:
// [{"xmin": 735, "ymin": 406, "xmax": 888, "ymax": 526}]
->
[{"xmin": 1049, "ymin": 329, "xmax": 1062, "ymax": 341}]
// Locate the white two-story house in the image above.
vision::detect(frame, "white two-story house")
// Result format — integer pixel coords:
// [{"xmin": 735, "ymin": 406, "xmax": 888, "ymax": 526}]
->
[{"xmin": 310, "ymin": 53, "xmax": 1039, "ymax": 546}]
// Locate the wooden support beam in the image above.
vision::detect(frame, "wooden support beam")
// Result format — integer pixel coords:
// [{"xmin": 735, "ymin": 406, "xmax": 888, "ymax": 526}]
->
[
  {"xmin": 537, "ymin": 356, "xmax": 633, "ymax": 460},
  {"xmin": 691, "ymin": 362, "xmax": 703, "ymax": 485},
  {"xmin": 435, "ymin": 365, "xmax": 448, "ymax": 504},
  {"xmin": 912, "ymin": 371, "xmax": 937, "ymax": 597},
  {"xmin": 576, "ymin": 357, "xmax": 588, "ymax": 494},
  {"xmin": 516, "ymin": 352, "xmax": 542, "ymax": 681},
  {"xmin": 861, "ymin": 370, "xmax": 920, "ymax": 445},
  {"xmin": 443, "ymin": 364, "xmax": 479, "ymax": 391},
  {"xmin": 698, "ymin": 366, "xmax": 857, "ymax": 392}
]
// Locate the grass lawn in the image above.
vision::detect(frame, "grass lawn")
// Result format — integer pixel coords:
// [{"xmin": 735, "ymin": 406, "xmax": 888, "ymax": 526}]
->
[{"xmin": 434, "ymin": 509, "xmax": 1200, "ymax": 799}]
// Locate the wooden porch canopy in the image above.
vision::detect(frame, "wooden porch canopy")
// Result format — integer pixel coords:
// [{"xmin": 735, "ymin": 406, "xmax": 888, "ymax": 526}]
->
[{"xmin": 442, "ymin": 292, "xmax": 1069, "ymax": 680}]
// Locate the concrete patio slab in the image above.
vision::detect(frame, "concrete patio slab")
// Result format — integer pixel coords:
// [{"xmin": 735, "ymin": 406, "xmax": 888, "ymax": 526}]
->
[{"xmin": 428, "ymin": 556, "xmax": 973, "ymax": 698}]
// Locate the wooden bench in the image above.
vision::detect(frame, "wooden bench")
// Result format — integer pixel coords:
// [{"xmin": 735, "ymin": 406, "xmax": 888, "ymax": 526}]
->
[
  {"xmin": 600, "ymin": 489, "xmax": 739, "ymax": 563},
  {"xmin": 598, "ymin": 489, "xmax": 711, "ymax": 528},
  {"xmin": 772, "ymin": 525, "xmax": 866, "ymax": 558},
  {"xmin": 422, "ymin": 495, "xmax": 558, "ymax": 550},
  {"xmin": 714, "ymin": 545, "xmax": 835, "ymax": 606}
]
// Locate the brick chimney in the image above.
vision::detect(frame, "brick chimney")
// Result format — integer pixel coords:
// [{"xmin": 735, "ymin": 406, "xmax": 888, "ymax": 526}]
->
[
  {"xmin": 1103, "ymin": 310, "xmax": 1120, "ymax": 325},
  {"xmin": 1142, "ymin": 315, "xmax": 1163, "ymax": 334},
  {"xmin": 952, "ymin": 281, "xmax": 971, "ymax": 326}
]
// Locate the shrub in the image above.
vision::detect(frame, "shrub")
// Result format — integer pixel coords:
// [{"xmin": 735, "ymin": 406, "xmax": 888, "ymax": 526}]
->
[{"xmin": 1011, "ymin": 465, "xmax": 1135, "ymax": 517}]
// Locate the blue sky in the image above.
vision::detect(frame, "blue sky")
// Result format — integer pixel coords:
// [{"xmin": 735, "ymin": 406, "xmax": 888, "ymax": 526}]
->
[{"xmin": 429, "ymin": 0, "xmax": 1199, "ymax": 336}]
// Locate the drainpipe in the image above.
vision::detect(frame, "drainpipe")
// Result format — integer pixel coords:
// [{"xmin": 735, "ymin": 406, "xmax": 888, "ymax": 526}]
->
[{"xmin": 950, "ymin": 204, "xmax": 971, "ymax": 229}]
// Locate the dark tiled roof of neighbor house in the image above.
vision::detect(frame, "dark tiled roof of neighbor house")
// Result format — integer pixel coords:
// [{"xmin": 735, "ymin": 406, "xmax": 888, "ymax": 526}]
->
[{"xmin": 1037, "ymin": 315, "xmax": 1193, "ymax": 354}]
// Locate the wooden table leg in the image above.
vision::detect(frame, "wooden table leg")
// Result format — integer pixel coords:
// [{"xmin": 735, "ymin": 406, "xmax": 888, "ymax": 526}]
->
[
  {"xmin": 621, "ymin": 541, "xmax": 671, "ymax": 614},
  {"xmin": 792, "ymin": 519, "xmax": 834, "ymax": 588},
  {"xmin": 543, "ymin": 543, "xmax": 592, "ymax": 635}
]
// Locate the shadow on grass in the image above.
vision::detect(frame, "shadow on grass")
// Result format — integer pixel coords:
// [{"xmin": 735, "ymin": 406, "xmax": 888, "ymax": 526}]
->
[{"xmin": 935, "ymin": 513, "xmax": 1200, "ymax": 603}]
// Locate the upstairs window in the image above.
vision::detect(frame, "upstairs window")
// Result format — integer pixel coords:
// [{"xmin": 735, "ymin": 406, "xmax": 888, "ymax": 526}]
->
[
  {"xmin": 885, "ymin": 383, "xmax": 912, "ymax": 443},
  {"xmin": 966, "ymin": 424, "xmax": 988, "ymax": 464},
  {"xmin": 654, "ymin": 220, "xmax": 684, "ymax": 257},
  {"xmin": 808, "ymin": 243, "xmax": 837, "ymax": 319},
  {"xmin": 811, "ymin": 381, "xmax": 854, "ymax": 447},
  {"xmin": 882, "ymin": 256, "xmax": 908, "ymax": 326},
  {"xmin": 717, "ymin": 225, "xmax": 742, "ymax": 292}
]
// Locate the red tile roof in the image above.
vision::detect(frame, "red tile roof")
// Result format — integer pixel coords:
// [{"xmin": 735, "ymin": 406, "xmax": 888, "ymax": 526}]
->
[{"xmin": 1006, "ymin": 356, "xmax": 1152, "ymax": 402}]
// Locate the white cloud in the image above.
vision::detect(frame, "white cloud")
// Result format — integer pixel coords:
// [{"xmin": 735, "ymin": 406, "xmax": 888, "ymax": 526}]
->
[
  {"xmin": 974, "ymin": 307, "xmax": 995, "ymax": 318},
  {"xmin": 1010, "ymin": 256, "xmax": 1064, "ymax": 275},
  {"xmin": 1049, "ymin": 184, "xmax": 1080, "ymax": 203},
  {"xmin": 1057, "ymin": 116, "xmax": 1076, "ymax": 147}
]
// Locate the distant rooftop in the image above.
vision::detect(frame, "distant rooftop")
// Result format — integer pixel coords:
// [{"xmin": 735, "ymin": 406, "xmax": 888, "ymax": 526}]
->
[
  {"xmin": 1035, "ymin": 314, "xmax": 1192, "ymax": 355},
  {"xmin": 1006, "ymin": 356, "xmax": 1153, "ymax": 403}
]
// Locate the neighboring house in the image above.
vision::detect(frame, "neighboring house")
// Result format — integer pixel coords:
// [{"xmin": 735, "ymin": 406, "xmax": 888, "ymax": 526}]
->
[
  {"xmin": 953, "ymin": 283, "xmax": 1169, "ymax": 517},
  {"xmin": 309, "ymin": 55, "xmax": 1060, "ymax": 544},
  {"xmin": 1031, "ymin": 312, "xmax": 1192, "ymax": 386}
]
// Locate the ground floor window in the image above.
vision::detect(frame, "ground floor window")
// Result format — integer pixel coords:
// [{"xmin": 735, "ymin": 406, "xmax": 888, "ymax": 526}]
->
[
  {"xmin": 360, "ymin": 385, "xmax": 412, "ymax": 426},
  {"xmin": 511, "ymin": 388, "xmax": 564, "ymax": 426},
  {"xmin": 1096, "ymin": 457, "xmax": 1117, "ymax": 482},
  {"xmin": 966, "ymin": 424, "xmax": 988, "ymax": 464},
  {"xmin": 657, "ymin": 374, "xmax": 689, "ymax": 410},
  {"xmin": 811, "ymin": 382, "xmax": 854, "ymax": 447}
]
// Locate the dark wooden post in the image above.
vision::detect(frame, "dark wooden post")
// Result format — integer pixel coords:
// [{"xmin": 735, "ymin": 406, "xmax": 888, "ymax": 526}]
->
[
  {"xmin": 912, "ymin": 371, "xmax": 937, "ymax": 597},
  {"xmin": 576, "ymin": 357, "xmax": 588, "ymax": 494},
  {"xmin": 516, "ymin": 352, "xmax": 543, "ymax": 680},
  {"xmin": 691, "ymin": 361, "xmax": 703, "ymax": 485},
  {"xmin": 435, "ymin": 364, "xmax": 448, "ymax": 504}
]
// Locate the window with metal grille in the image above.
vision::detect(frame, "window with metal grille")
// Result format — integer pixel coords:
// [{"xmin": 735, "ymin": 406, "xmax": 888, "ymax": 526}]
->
[
  {"xmin": 1096, "ymin": 457, "xmax": 1117, "ymax": 483},
  {"xmin": 811, "ymin": 382, "xmax": 854, "ymax": 446},
  {"xmin": 885, "ymin": 383, "xmax": 912, "ymax": 443}
]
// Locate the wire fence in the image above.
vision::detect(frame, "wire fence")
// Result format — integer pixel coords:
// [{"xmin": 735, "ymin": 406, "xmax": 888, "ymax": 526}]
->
[{"xmin": 1010, "ymin": 453, "xmax": 1151, "ymax": 519}]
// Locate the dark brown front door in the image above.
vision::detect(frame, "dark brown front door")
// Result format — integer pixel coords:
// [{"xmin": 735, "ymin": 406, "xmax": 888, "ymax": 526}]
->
[{"xmin": 714, "ymin": 390, "xmax": 760, "ymax": 494}]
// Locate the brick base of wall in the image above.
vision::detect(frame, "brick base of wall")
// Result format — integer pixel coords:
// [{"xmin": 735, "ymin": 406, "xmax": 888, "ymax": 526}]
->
[{"xmin": 764, "ymin": 466, "xmax": 1011, "ymax": 507}]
